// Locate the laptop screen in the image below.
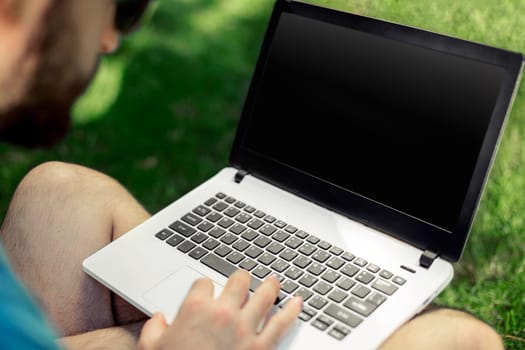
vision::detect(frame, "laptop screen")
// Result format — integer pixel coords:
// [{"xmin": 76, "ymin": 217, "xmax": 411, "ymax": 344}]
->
[{"xmin": 243, "ymin": 12, "xmax": 505, "ymax": 233}]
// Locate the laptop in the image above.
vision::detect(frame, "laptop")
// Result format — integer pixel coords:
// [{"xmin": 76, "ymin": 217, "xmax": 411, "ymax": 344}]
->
[{"xmin": 83, "ymin": 0, "xmax": 523, "ymax": 348}]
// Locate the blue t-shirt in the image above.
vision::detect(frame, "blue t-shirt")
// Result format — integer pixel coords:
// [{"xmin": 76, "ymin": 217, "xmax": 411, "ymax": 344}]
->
[{"xmin": 0, "ymin": 245, "xmax": 59, "ymax": 349}]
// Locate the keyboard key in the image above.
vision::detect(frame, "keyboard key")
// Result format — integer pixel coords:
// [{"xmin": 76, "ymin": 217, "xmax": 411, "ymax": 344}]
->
[
  {"xmin": 253, "ymin": 265, "xmax": 271, "ymax": 279},
  {"xmin": 177, "ymin": 240, "xmax": 196, "ymax": 253},
  {"xmin": 343, "ymin": 296, "xmax": 378, "ymax": 317},
  {"xmin": 329, "ymin": 325, "xmax": 351, "ymax": 340},
  {"xmin": 318, "ymin": 240, "xmax": 332, "ymax": 250},
  {"xmin": 298, "ymin": 243, "xmax": 317, "ymax": 256},
  {"xmin": 216, "ymin": 193, "xmax": 227, "ymax": 199},
  {"xmin": 224, "ymin": 196, "xmax": 236, "ymax": 204},
  {"xmin": 241, "ymin": 229, "xmax": 259, "ymax": 241},
  {"xmin": 189, "ymin": 247, "xmax": 208, "ymax": 259},
  {"xmin": 371, "ymin": 279, "xmax": 398, "ymax": 295},
  {"xmin": 232, "ymin": 239, "xmax": 250, "ymax": 252},
  {"xmin": 308, "ymin": 295, "xmax": 329, "ymax": 310},
  {"xmin": 367, "ymin": 292, "xmax": 387, "ymax": 306},
  {"xmin": 279, "ymin": 248, "xmax": 298, "ymax": 261},
  {"xmin": 312, "ymin": 318, "xmax": 330, "ymax": 331},
  {"xmin": 341, "ymin": 264, "xmax": 360, "ymax": 277},
  {"xmin": 214, "ymin": 245, "xmax": 232, "ymax": 257},
  {"xmin": 260, "ymin": 224, "xmax": 277, "ymax": 236},
  {"xmin": 226, "ymin": 251, "xmax": 244, "ymax": 264},
  {"xmin": 366, "ymin": 263, "xmax": 381, "ymax": 273},
  {"xmin": 229, "ymin": 223, "xmax": 246, "ymax": 235},
  {"xmin": 212, "ymin": 202, "xmax": 228, "ymax": 212},
  {"xmin": 190, "ymin": 232, "xmax": 208, "ymax": 244},
  {"xmin": 220, "ymin": 233, "xmax": 238, "ymax": 245},
  {"xmin": 298, "ymin": 274, "xmax": 318, "ymax": 288},
  {"xmin": 284, "ymin": 267, "xmax": 304, "ymax": 280},
  {"xmin": 197, "ymin": 221, "xmax": 214, "ymax": 232},
  {"xmin": 392, "ymin": 276, "xmax": 406, "ymax": 285},
  {"xmin": 328, "ymin": 289, "xmax": 349, "ymax": 303},
  {"xmin": 341, "ymin": 252, "xmax": 355, "ymax": 261},
  {"xmin": 193, "ymin": 205, "xmax": 211, "ymax": 217},
  {"xmin": 324, "ymin": 304, "xmax": 362, "ymax": 328},
  {"xmin": 294, "ymin": 288, "xmax": 313, "ymax": 301},
  {"xmin": 206, "ymin": 212, "xmax": 222, "ymax": 223},
  {"xmin": 267, "ymin": 242, "xmax": 285, "ymax": 255},
  {"xmin": 166, "ymin": 234, "xmax": 185, "ymax": 247},
  {"xmin": 202, "ymin": 238, "xmax": 220, "ymax": 250},
  {"xmin": 263, "ymin": 215, "xmax": 276, "ymax": 223},
  {"xmin": 314, "ymin": 281, "xmax": 333, "ymax": 295},
  {"xmin": 155, "ymin": 229, "xmax": 173, "ymax": 240},
  {"xmin": 209, "ymin": 227, "xmax": 226, "ymax": 238},
  {"xmin": 281, "ymin": 280, "xmax": 299, "ymax": 294},
  {"xmin": 353, "ymin": 257, "xmax": 367, "ymax": 267},
  {"xmin": 258, "ymin": 253, "xmax": 277, "ymax": 265},
  {"xmin": 204, "ymin": 197, "xmax": 218, "ymax": 206},
  {"xmin": 285, "ymin": 236, "xmax": 303, "ymax": 249},
  {"xmin": 271, "ymin": 259, "xmax": 290, "ymax": 273},
  {"xmin": 321, "ymin": 270, "xmax": 341, "ymax": 283},
  {"xmin": 329, "ymin": 246, "xmax": 344, "ymax": 256},
  {"xmin": 224, "ymin": 207, "xmax": 240, "ymax": 217},
  {"xmin": 272, "ymin": 230, "xmax": 290, "ymax": 242},
  {"xmin": 217, "ymin": 218, "xmax": 235, "ymax": 229},
  {"xmin": 306, "ymin": 235, "xmax": 320, "ymax": 244},
  {"xmin": 245, "ymin": 246, "xmax": 263, "ymax": 259},
  {"xmin": 293, "ymin": 255, "xmax": 312, "ymax": 269},
  {"xmin": 379, "ymin": 270, "xmax": 393, "ymax": 279},
  {"xmin": 307, "ymin": 262, "xmax": 326, "ymax": 276},
  {"xmin": 234, "ymin": 201, "xmax": 246, "ymax": 209},
  {"xmin": 169, "ymin": 221, "xmax": 196, "ymax": 237},
  {"xmin": 336, "ymin": 277, "xmax": 356, "ymax": 291},
  {"xmin": 244, "ymin": 205, "xmax": 256, "ymax": 213},
  {"xmin": 254, "ymin": 236, "xmax": 272, "ymax": 248},
  {"xmin": 355, "ymin": 270, "xmax": 375, "ymax": 284},
  {"xmin": 351, "ymin": 285, "xmax": 371, "ymax": 298},
  {"xmin": 239, "ymin": 258, "xmax": 258, "ymax": 271},
  {"xmin": 284, "ymin": 225, "xmax": 298, "ymax": 233},
  {"xmin": 235, "ymin": 213, "xmax": 252, "ymax": 224},
  {"xmin": 254, "ymin": 210, "xmax": 266, "ymax": 218},
  {"xmin": 312, "ymin": 250, "xmax": 330, "ymax": 263},
  {"xmin": 201, "ymin": 253, "xmax": 237, "ymax": 277},
  {"xmin": 327, "ymin": 257, "xmax": 345, "ymax": 270},
  {"xmin": 295, "ymin": 230, "xmax": 309, "ymax": 239},
  {"xmin": 247, "ymin": 219, "xmax": 264, "ymax": 230}
]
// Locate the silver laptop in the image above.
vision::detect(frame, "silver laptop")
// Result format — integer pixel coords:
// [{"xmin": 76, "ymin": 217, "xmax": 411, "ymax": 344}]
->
[{"xmin": 83, "ymin": 0, "xmax": 523, "ymax": 348}]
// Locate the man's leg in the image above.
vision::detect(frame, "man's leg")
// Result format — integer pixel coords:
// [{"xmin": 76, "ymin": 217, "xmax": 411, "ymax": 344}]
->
[
  {"xmin": 0, "ymin": 161, "xmax": 151, "ymax": 337},
  {"xmin": 379, "ymin": 308, "xmax": 504, "ymax": 350}
]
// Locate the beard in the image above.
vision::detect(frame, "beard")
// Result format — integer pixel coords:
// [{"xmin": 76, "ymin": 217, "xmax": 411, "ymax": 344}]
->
[{"xmin": 0, "ymin": 1, "xmax": 97, "ymax": 148}]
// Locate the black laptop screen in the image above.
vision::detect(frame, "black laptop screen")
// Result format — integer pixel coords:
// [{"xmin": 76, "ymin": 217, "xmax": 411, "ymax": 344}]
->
[{"xmin": 243, "ymin": 12, "xmax": 506, "ymax": 232}]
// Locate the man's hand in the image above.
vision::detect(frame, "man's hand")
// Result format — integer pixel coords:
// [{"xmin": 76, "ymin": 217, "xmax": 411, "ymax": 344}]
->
[{"xmin": 137, "ymin": 269, "xmax": 303, "ymax": 350}]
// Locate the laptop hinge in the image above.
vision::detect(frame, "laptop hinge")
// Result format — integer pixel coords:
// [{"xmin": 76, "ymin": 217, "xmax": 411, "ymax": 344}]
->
[
  {"xmin": 419, "ymin": 250, "xmax": 439, "ymax": 269},
  {"xmin": 234, "ymin": 170, "xmax": 249, "ymax": 184}
]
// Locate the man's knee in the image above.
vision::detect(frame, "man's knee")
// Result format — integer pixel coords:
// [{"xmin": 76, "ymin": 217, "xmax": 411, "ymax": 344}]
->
[{"xmin": 380, "ymin": 308, "xmax": 503, "ymax": 350}]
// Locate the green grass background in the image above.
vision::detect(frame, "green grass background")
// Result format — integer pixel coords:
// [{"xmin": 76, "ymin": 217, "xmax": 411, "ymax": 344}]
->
[{"xmin": 1, "ymin": 0, "xmax": 524, "ymax": 347}]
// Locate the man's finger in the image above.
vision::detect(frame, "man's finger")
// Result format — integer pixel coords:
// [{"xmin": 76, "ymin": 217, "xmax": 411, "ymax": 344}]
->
[
  {"xmin": 137, "ymin": 313, "xmax": 168, "ymax": 350},
  {"xmin": 259, "ymin": 297, "xmax": 303, "ymax": 347},
  {"xmin": 185, "ymin": 277, "xmax": 215, "ymax": 300},
  {"xmin": 219, "ymin": 269, "xmax": 251, "ymax": 307},
  {"xmin": 241, "ymin": 275, "xmax": 280, "ymax": 328}
]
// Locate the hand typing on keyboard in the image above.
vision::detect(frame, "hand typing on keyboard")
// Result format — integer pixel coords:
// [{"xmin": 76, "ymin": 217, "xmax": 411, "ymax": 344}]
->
[{"xmin": 137, "ymin": 270, "xmax": 303, "ymax": 350}]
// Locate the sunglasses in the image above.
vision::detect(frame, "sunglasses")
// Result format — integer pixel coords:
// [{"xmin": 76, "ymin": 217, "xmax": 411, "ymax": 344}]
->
[{"xmin": 115, "ymin": 0, "xmax": 150, "ymax": 33}]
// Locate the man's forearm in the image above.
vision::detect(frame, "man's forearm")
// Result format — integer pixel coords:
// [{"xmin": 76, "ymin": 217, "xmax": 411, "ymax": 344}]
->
[{"xmin": 59, "ymin": 321, "xmax": 145, "ymax": 350}]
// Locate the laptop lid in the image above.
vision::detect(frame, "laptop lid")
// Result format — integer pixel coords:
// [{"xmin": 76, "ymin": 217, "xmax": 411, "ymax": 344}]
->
[{"xmin": 230, "ymin": 0, "xmax": 523, "ymax": 263}]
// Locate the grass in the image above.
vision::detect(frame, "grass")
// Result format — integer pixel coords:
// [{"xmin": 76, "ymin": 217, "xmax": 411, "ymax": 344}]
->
[{"xmin": 1, "ymin": 0, "xmax": 524, "ymax": 348}]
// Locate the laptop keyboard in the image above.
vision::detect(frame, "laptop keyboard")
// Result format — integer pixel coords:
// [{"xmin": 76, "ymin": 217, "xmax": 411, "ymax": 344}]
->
[{"xmin": 154, "ymin": 192, "xmax": 406, "ymax": 341}]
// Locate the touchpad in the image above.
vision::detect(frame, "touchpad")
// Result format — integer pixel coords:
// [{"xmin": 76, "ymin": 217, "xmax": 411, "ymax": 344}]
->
[{"xmin": 143, "ymin": 266, "xmax": 224, "ymax": 322}]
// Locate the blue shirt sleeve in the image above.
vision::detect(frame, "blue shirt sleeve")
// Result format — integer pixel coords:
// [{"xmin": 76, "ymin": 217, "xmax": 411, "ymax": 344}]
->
[{"xmin": 0, "ymin": 245, "xmax": 60, "ymax": 349}]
